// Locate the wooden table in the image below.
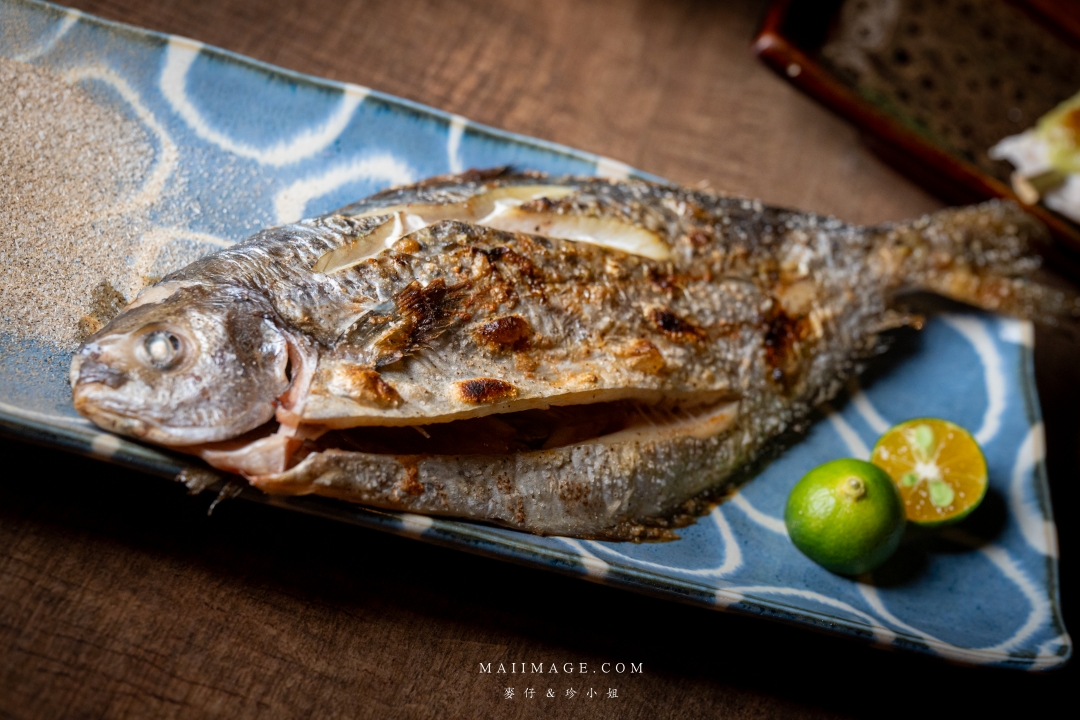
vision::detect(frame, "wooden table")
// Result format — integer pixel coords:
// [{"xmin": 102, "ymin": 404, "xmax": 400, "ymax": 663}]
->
[{"xmin": 2, "ymin": 1, "xmax": 1076, "ymax": 716}]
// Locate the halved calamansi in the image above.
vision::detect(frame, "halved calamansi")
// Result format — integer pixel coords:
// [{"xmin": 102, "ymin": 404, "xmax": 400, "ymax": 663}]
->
[{"xmin": 871, "ymin": 418, "xmax": 988, "ymax": 527}]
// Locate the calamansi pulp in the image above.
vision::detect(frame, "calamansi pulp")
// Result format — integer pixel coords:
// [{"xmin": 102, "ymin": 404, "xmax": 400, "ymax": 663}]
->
[{"xmin": 871, "ymin": 418, "xmax": 988, "ymax": 527}]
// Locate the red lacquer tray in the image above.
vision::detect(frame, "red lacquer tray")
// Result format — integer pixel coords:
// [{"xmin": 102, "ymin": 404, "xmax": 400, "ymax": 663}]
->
[{"xmin": 754, "ymin": 0, "xmax": 1080, "ymax": 271}]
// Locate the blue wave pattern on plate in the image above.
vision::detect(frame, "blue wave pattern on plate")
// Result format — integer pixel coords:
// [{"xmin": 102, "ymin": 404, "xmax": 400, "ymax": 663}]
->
[{"xmin": 0, "ymin": 0, "xmax": 1069, "ymax": 669}]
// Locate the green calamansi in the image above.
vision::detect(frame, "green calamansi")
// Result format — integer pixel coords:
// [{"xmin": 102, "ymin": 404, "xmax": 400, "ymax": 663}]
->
[{"xmin": 784, "ymin": 458, "xmax": 906, "ymax": 575}]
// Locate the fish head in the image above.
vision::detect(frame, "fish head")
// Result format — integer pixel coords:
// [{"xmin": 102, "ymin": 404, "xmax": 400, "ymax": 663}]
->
[{"xmin": 70, "ymin": 285, "xmax": 291, "ymax": 445}]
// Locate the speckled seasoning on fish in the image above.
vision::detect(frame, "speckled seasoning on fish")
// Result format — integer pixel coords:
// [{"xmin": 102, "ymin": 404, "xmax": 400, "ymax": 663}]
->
[{"xmin": 70, "ymin": 169, "xmax": 1076, "ymax": 539}]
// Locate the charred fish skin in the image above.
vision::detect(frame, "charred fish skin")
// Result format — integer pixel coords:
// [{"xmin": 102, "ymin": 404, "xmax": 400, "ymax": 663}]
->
[{"xmin": 71, "ymin": 170, "xmax": 1069, "ymax": 538}]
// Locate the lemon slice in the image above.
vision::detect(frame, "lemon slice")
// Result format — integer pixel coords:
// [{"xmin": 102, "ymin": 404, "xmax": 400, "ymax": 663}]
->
[{"xmin": 871, "ymin": 418, "xmax": 987, "ymax": 527}]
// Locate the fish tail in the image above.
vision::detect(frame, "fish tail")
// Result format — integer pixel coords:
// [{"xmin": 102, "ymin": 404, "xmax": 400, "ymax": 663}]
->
[{"xmin": 876, "ymin": 200, "xmax": 1080, "ymax": 325}]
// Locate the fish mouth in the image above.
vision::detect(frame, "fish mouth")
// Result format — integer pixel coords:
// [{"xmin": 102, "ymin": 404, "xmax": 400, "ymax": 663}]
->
[
  {"xmin": 73, "ymin": 401, "xmax": 153, "ymax": 440},
  {"xmin": 69, "ymin": 354, "xmax": 148, "ymax": 438},
  {"xmin": 72, "ymin": 397, "xmax": 272, "ymax": 446}
]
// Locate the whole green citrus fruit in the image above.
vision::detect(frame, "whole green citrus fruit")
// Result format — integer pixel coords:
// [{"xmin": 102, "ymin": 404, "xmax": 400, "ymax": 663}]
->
[{"xmin": 784, "ymin": 458, "xmax": 905, "ymax": 575}]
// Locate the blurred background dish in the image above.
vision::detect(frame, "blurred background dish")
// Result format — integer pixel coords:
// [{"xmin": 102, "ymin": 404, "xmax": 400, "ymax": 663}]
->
[{"xmin": 755, "ymin": 0, "xmax": 1080, "ymax": 266}]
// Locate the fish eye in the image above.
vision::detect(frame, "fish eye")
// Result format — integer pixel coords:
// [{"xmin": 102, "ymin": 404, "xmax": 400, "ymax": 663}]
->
[{"xmin": 139, "ymin": 329, "xmax": 186, "ymax": 371}]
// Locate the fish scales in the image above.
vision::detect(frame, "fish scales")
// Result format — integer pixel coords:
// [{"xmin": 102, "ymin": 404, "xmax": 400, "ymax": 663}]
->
[{"xmin": 70, "ymin": 169, "xmax": 1073, "ymax": 539}]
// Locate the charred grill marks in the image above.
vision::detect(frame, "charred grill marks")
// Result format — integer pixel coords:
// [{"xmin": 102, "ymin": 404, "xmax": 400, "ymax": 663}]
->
[
  {"xmin": 334, "ymin": 366, "xmax": 402, "ymax": 407},
  {"xmin": 613, "ymin": 338, "xmax": 666, "ymax": 374},
  {"xmin": 372, "ymin": 278, "xmax": 469, "ymax": 367},
  {"xmin": 473, "ymin": 315, "xmax": 532, "ymax": 352},
  {"xmin": 763, "ymin": 307, "xmax": 811, "ymax": 389},
  {"xmin": 454, "ymin": 377, "xmax": 519, "ymax": 404},
  {"xmin": 645, "ymin": 307, "xmax": 707, "ymax": 343}
]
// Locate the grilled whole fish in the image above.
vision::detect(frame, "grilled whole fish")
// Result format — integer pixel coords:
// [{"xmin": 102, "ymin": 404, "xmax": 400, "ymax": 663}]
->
[{"xmin": 70, "ymin": 169, "xmax": 1073, "ymax": 539}]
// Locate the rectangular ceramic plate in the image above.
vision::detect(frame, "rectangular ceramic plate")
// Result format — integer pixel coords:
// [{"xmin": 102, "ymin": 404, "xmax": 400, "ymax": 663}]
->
[{"xmin": 0, "ymin": 0, "xmax": 1070, "ymax": 670}]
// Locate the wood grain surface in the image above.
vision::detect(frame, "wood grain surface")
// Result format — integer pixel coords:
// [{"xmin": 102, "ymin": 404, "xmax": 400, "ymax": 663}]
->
[{"xmin": 1, "ymin": 1, "xmax": 1076, "ymax": 717}]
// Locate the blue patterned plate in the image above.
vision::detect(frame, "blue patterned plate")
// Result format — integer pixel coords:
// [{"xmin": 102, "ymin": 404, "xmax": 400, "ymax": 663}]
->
[{"xmin": 0, "ymin": 0, "xmax": 1069, "ymax": 670}]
